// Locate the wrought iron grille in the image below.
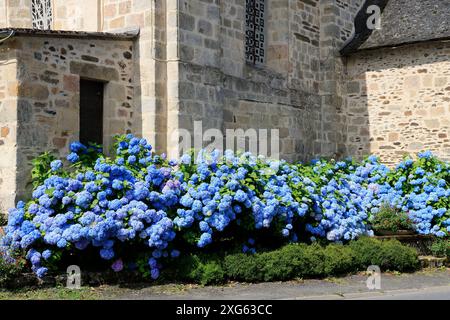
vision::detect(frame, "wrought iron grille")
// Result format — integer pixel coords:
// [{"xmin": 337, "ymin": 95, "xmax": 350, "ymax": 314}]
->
[
  {"xmin": 245, "ymin": 0, "xmax": 266, "ymax": 65},
  {"xmin": 31, "ymin": 0, "xmax": 53, "ymax": 30}
]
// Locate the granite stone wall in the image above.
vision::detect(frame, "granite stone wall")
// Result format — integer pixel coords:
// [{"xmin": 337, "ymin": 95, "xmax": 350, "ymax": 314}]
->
[
  {"xmin": 0, "ymin": 0, "xmax": 369, "ymax": 165},
  {"xmin": 165, "ymin": 0, "xmax": 367, "ymax": 162},
  {"xmin": 166, "ymin": 0, "xmax": 333, "ymax": 162},
  {"xmin": 345, "ymin": 41, "xmax": 450, "ymax": 165},
  {"xmin": 102, "ymin": 0, "xmax": 167, "ymax": 152},
  {"xmin": 0, "ymin": 35, "xmax": 134, "ymax": 210},
  {"xmin": 319, "ymin": 0, "xmax": 365, "ymax": 158}
]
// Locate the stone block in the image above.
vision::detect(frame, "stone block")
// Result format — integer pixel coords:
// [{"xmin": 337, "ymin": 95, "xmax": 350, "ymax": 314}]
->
[
  {"xmin": 0, "ymin": 127, "xmax": 10, "ymax": 138},
  {"xmin": 198, "ymin": 19, "xmax": 213, "ymax": 36},
  {"xmin": 63, "ymin": 74, "xmax": 80, "ymax": 92},
  {"xmin": 19, "ymin": 82, "xmax": 49, "ymax": 101},
  {"xmin": 70, "ymin": 62, "xmax": 119, "ymax": 81},
  {"xmin": 179, "ymin": 13, "xmax": 195, "ymax": 31}
]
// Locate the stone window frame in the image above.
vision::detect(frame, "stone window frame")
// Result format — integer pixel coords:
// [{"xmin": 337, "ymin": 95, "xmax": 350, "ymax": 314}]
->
[
  {"xmin": 244, "ymin": 0, "xmax": 267, "ymax": 67},
  {"xmin": 31, "ymin": 0, "xmax": 54, "ymax": 30}
]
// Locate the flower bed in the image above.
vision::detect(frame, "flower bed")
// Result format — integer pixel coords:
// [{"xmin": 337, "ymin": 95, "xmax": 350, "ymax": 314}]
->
[{"xmin": 0, "ymin": 135, "xmax": 449, "ymax": 281}]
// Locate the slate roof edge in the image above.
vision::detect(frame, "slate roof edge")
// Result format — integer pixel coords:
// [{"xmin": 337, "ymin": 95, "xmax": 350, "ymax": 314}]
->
[{"xmin": 340, "ymin": 0, "xmax": 390, "ymax": 56}]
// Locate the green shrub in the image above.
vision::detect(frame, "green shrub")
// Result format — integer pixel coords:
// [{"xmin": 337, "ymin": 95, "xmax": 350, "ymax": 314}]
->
[
  {"xmin": 377, "ymin": 240, "xmax": 420, "ymax": 271},
  {"xmin": 371, "ymin": 204, "xmax": 414, "ymax": 233},
  {"xmin": 201, "ymin": 261, "xmax": 225, "ymax": 285},
  {"xmin": 430, "ymin": 239, "xmax": 450, "ymax": 258},
  {"xmin": 322, "ymin": 244, "xmax": 355, "ymax": 275},
  {"xmin": 161, "ymin": 253, "xmax": 226, "ymax": 285},
  {"xmin": 258, "ymin": 244, "xmax": 329, "ymax": 280},
  {"xmin": 349, "ymin": 237, "xmax": 419, "ymax": 272},
  {"xmin": 167, "ymin": 238, "xmax": 420, "ymax": 285},
  {"xmin": 223, "ymin": 253, "xmax": 264, "ymax": 282},
  {"xmin": 348, "ymin": 237, "xmax": 385, "ymax": 268},
  {"xmin": 259, "ymin": 248, "xmax": 300, "ymax": 281}
]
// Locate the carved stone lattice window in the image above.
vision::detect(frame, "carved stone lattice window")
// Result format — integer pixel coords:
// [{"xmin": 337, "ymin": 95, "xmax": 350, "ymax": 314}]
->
[
  {"xmin": 31, "ymin": 0, "xmax": 53, "ymax": 30},
  {"xmin": 245, "ymin": 0, "xmax": 266, "ymax": 65}
]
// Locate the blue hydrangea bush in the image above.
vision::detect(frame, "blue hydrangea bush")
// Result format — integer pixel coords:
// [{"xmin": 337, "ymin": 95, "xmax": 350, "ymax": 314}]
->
[{"xmin": 0, "ymin": 135, "xmax": 449, "ymax": 279}]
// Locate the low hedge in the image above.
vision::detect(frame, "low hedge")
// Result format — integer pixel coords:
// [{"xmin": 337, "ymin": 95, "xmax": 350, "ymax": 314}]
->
[
  {"xmin": 0, "ymin": 238, "xmax": 420, "ymax": 288},
  {"xmin": 162, "ymin": 237, "xmax": 420, "ymax": 285}
]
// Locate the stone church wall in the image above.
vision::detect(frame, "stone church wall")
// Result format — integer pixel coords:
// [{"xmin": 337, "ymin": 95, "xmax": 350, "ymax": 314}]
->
[{"xmin": 167, "ymin": 0, "xmax": 327, "ymax": 162}]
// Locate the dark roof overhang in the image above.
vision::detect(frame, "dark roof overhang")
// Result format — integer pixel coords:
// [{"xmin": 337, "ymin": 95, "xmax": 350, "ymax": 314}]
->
[{"xmin": 340, "ymin": 0, "xmax": 389, "ymax": 56}]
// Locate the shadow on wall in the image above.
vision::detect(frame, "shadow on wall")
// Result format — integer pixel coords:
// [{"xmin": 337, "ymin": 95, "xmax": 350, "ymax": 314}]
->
[{"xmin": 344, "ymin": 41, "xmax": 450, "ymax": 165}]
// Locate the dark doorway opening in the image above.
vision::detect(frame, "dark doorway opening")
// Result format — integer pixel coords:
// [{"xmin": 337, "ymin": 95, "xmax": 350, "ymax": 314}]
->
[{"xmin": 80, "ymin": 79, "xmax": 104, "ymax": 146}]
